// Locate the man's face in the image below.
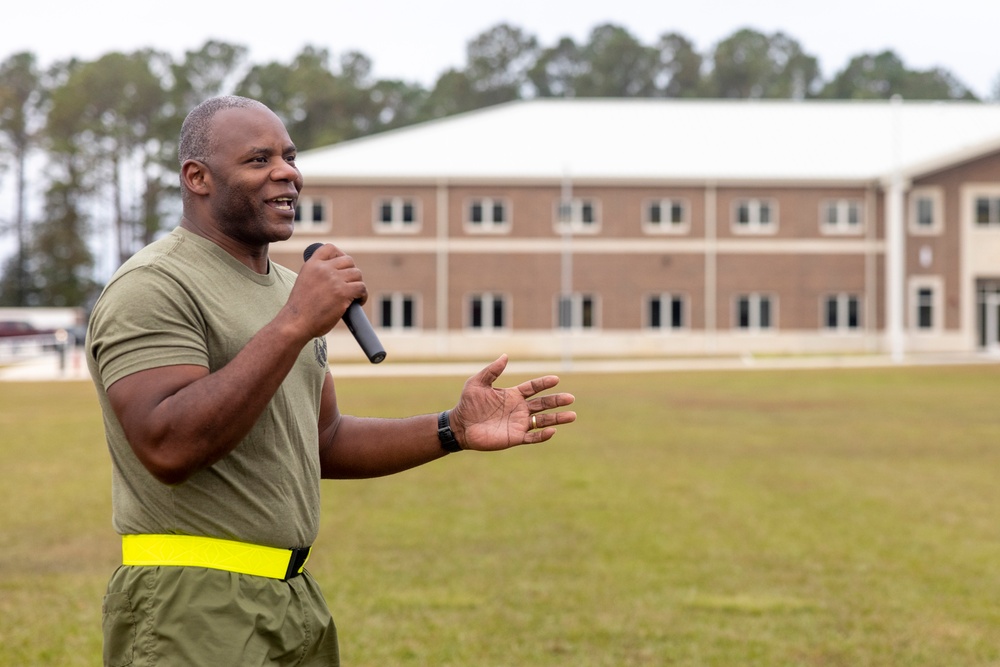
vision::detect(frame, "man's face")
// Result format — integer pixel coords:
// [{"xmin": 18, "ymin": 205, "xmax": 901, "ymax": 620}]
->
[{"xmin": 202, "ymin": 106, "xmax": 304, "ymax": 246}]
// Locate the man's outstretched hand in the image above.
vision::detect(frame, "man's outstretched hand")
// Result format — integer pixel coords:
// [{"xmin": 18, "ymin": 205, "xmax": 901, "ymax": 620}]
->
[{"xmin": 450, "ymin": 354, "xmax": 577, "ymax": 450}]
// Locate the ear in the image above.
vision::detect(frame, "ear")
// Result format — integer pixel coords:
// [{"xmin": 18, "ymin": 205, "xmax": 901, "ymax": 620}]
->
[{"xmin": 181, "ymin": 159, "xmax": 212, "ymax": 197}]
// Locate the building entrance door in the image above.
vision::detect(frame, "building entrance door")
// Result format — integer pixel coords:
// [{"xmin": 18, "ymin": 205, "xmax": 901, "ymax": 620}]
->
[{"xmin": 977, "ymin": 280, "xmax": 1000, "ymax": 352}]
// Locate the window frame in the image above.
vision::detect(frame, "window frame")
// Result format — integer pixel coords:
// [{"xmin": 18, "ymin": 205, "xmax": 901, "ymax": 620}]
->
[
  {"xmin": 465, "ymin": 197, "xmax": 512, "ymax": 235},
  {"xmin": 731, "ymin": 198, "xmax": 778, "ymax": 234},
  {"xmin": 909, "ymin": 187, "xmax": 943, "ymax": 235},
  {"xmin": 822, "ymin": 293, "xmax": 862, "ymax": 332},
  {"xmin": 373, "ymin": 196, "xmax": 422, "ymax": 234},
  {"xmin": 645, "ymin": 292, "xmax": 688, "ymax": 331},
  {"xmin": 554, "ymin": 197, "xmax": 601, "ymax": 234},
  {"xmin": 733, "ymin": 293, "xmax": 776, "ymax": 331},
  {"xmin": 293, "ymin": 196, "xmax": 331, "ymax": 231},
  {"xmin": 377, "ymin": 292, "xmax": 420, "ymax": 331},
  {"xmin": 643, "ymin": 198, "xmax": 690, "ymax": 235},
  {"xmin": 819, "ymin": 198, "xmax": 864, "ymax": 235},
  {"xmin": 556, "ymin": 293, "xmax": 598, "ymax": 330},
  {"xmin": 909, "ymin": 277, "xmax": 942, "ymax": 333},
  {"xmin": 466, "ymin": 292, "xmax": 510, "ymax": 331},
  {"xmin": 974, "ymin": 195, "xmax": 1000, "ymax": 228}
]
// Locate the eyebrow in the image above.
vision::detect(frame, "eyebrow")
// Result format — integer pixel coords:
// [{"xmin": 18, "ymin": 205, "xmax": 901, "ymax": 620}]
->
[{"xmin": 243, "ymin": 144, "xmax": 297, "ymax": 159}]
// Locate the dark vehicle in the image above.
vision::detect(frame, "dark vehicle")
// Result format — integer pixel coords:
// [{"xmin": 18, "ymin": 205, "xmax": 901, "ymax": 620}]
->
[
  {"xmin": 0, "ymin": 321, "xmax": 52, "ymax": 337},
  {"xmin": 0, "ymin": 321, "xmax": 68, "ymax": 353}
]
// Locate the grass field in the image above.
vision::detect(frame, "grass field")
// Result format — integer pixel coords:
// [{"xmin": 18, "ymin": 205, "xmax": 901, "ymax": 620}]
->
[{"xmin": 2, "ymin": 363, "xmax": 1000, "ymax": 666}]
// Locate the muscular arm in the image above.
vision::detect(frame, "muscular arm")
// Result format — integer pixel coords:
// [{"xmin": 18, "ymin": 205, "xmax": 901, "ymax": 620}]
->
[
  {"xmin": 316, "ymin": 355, "xmax": 577, "ymax": 479},
  {"xmin": 105, "ymin": 243, "xmax": 364, "ymax": 485},
  {"xmin": 316, "ymin": 371, "xmax": 447, "ymax": 479},
  {"xmin": 107, "ymin": 317, "xmax": 314, "ymax": 485}
]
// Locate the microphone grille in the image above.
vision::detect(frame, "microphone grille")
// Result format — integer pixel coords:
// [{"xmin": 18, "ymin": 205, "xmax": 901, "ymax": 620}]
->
[{"xmin": 303, "ymin": 243, "xmax": 324, "ymax": 262}]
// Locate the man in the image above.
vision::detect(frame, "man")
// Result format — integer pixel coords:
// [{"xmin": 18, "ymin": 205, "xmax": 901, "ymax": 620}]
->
[{"xmin": 86, "ymin": 95, "xmax": 576, "ymax": 666}]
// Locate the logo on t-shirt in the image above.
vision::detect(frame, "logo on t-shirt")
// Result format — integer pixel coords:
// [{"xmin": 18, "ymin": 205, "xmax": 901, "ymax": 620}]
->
[{"xmin": 313, "ymin": 338, "xmax": 328, "ymax": 367}]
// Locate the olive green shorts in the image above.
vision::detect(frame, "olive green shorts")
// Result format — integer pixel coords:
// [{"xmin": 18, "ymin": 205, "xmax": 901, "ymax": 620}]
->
[{"xmin": 101, "ymin": 565, "xmax": 339, "ymax": 667}]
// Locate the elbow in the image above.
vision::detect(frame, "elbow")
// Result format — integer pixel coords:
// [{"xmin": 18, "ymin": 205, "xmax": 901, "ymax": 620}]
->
[
  {"xmin": 147, "ymin": 463, "xmax": 195, "ymax": 487},
  {"xmin": 130, "ymin": 441, "xmax": 202, "ymax": 486}
]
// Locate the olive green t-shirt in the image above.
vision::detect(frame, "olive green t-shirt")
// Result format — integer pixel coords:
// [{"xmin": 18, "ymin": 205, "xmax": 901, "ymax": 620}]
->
[{"xmin": 87, "ymin": 227, "xmax": 328, "ymax": 548}]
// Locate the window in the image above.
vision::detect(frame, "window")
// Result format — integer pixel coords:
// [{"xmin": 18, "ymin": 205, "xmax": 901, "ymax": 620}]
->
[
  {"xmin": 557, "ymin": 293, "xmax": 597, "ymax": 330},
  {"xmin": 733, "ymin": 199, "xmax": 777, "ymax": 233},
  {"xmin": 820, "ymin": 199, "xmax": 863, "ymax": 234},
  {"xmin": 909, "ymin": 188, "xmax": 943, "ymax": 235},
  {"xmin": 555, "ymin": 198, "xmax": 600, "ymax": 233},
  {"xmin": 466, "ymin": 198, "xmax": 510, "ymax": 233},
  {"xmin": 917, "ymin": 198, "xmax": 934, "ymax": 226},
  {"xmin": 468, "ymin": 293, "xmax": 508, "ymax": 331},
  {"xmin": 975, "ymin": 196, "xmax": 1000, "ymax": 227},
  {"xmin": 644, "ymin": 198, "xmax": 689, "ymax": 234},
  {"xmin": 909, "ymin": 278, "xmax": 942, "ymax": 332},
  {"xmin": 734, "ymin": 294, "xmax": 775, "ymax": 330},
  {"xmin": 647, "ymin": 293, "xmax": 686, "ymax": 330},
  {"xmin": 375, "ymin": 197, "xmax": 420, "ymax": 232},
  {"xmin": 915, "ymin": 287, "xmax": 934, "ymax": 330},
  {"xmin": 823, "ymin": 294, "xmax": 861, "ymax": 331},
  {"xmin": 294, "ymin": 197, "xmax": 330, "ymax": 230},
  {"xmin": 916, "ymin": 288, "xmax": 933, "ymax": 329},
  {"xmin": 378, "ymin": 293, "xmax": 418, "ymax": 331}
]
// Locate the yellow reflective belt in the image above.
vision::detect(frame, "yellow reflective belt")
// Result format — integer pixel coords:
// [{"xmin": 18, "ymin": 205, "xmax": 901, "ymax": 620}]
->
[{"xmin": 122, "ymin": 534, "xmax": 311, "ymax": 580}]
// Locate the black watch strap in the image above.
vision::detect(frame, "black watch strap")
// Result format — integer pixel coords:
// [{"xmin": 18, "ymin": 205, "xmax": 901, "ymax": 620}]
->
[{"xmin": 437, "ymin": 410, "xmax": 462, "ymax": 452}]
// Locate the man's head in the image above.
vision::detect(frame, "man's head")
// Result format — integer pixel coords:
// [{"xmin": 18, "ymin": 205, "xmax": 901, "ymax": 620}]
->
[
  {"xmin": 178, "ymin": 96, "xmax": 303, "ymax": 249},
  {"xmin": 178, "ymin": 95, "xmax": 268, "ymax": 166}
]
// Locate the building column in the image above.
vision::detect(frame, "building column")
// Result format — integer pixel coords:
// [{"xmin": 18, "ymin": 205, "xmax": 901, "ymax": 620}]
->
[
  {"xmin": 436, "ymin": 180, "xmax": 449, "ymax": 352},
  {"xmin": 886, "ymin": 96, "xmax": 906, "ymax": 362}
]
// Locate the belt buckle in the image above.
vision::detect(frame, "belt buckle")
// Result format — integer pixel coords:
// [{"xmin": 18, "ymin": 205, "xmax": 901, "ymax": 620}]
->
[{"xmin": 284, "ymin": 546, "xmax": 311, "ymax": 580}]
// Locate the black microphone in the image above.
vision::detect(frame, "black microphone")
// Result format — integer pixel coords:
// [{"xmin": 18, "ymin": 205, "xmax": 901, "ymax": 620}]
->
[{"xmin": 303, "ymin": 242, "xmax": 386, "ymax": 364}]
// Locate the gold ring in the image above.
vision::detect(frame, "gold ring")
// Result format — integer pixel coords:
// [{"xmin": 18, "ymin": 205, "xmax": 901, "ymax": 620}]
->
[{"xmin": 530, "ymin": 414, "xmax": 537, "ymax": 430}]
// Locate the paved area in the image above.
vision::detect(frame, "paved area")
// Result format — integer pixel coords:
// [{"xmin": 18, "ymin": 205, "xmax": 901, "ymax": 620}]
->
[{"xmin": 2, "ymin": 347, "xmax": 996, "ymax": 382}]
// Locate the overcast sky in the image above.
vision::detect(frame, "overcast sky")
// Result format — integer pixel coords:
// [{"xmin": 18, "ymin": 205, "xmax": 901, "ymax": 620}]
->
[{"xmin": 4, "ymin": 0, "xmax": 999, "ymax": 99}]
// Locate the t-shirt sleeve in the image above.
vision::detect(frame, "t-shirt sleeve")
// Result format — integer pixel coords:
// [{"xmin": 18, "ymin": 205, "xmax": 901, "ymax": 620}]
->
[{"xmin": 90, "ymin": 266, "xmax": 210, "ymax": 388}]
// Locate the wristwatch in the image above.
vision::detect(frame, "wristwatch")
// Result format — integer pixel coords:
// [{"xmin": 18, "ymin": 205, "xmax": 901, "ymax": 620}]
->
[{"xmin": 437, "ymin": 410, "xmax": 462, "ymax": 452}]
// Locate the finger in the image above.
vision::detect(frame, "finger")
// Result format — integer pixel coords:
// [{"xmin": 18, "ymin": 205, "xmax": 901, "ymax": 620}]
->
[
  {"xmin": 524, "ymin": 426, "xmax": 561, "ymax": 445},
  {"xmin": 528, "ymin": 393, "xmax": 575, "ymax": 411},
  {"xmin": 517, "ymin": 375, "xmax": 560, "ymax": 398},
  {"xmin": 312, "ymin": 243, "xmax": 346, "ymax": 260},
  {"xmin": 470, "ymin": 354, "xmax": 509, "ymax": 388},
  {"xmin": 529, "ymin": 410, "xmax": 578, "ymax": 430}
]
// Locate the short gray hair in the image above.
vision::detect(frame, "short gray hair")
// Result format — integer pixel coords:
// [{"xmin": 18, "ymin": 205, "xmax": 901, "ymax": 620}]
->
[{"xmin": 178, "ymin": 95, "xmax": 268, "ymax": 165}]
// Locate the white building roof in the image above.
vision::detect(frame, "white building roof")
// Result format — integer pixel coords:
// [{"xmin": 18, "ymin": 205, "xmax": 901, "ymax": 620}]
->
[{"xmin": 295, "ymin": 98, "xmax": 1000, "ymax": 185}]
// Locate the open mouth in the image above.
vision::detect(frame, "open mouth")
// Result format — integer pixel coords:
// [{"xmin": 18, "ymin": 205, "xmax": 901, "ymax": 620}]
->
[{"xmin": 268, "ymin": 197, "xmax": 296, "ymax": 212}]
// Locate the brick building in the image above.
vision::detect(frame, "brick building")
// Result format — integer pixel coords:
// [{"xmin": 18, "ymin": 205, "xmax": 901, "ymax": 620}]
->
[{"xmin": 270, "ymin": 99, "xmax": 1000, "ymax": 361}]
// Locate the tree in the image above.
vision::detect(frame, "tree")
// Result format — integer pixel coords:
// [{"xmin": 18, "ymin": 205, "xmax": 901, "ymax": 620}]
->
[
  {"xmin": 170, "ymin": 40, "xmax": 249, "ymax": 113},
  {"xmin": 528, "ymin": 37, "xmax": 587, "ymax": 98},
  {"xmin": 821, "ymin": 50, "xmax": 977, "ymax": 100},
  {"xmin": 423, "ymin": 23, "xmax": 539, "ymax": 117},
  {"xmin": 706, "ymin": 28, "xmax": 821, "ymax": 99},
  {"xmin": 165, "ymin": 40, "xmax": 251, "ymax": 165},
  {"xmin": 0, "ymin": 52, "xmax": 43, "ymax": 306},
  {"xmin": 655, "ymin": 32, "xmax": 704, "ymax": 98},
  {"xmin": 464, "ymin": 23, "xmax": 539, "ymax": 105},
  {"xmin": 421, "ymin": 68, "xmax": 479, "ymax": 118},
  {"xmin": 574, "ymin": 24, "xmax": 663, "ymax": 97},
  {"xmin": 46, "ymin": 51, "xmax": 171, "ymax": 266},
  {"xmin": 367, "ymin": 78, "xmax": 430, "ymax": 131},
  {"xmin": 27, "ymin": 164, "xmax": 97, "ymax": 307},
  {"xmin": 236, "ymin": 46, "xmax": 380, "ymax": 149}
]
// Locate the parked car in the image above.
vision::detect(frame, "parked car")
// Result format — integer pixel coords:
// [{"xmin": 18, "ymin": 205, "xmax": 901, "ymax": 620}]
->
[{"xmin": 0, "ymin": 321, "xmax": 52, "ymax": 338}]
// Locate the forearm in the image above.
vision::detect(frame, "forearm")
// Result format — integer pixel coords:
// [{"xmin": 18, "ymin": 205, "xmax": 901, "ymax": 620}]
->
[
  {"xmin": 319, "ymin": 413, "xmax": 451, "ymax": 479},
  {"xmin": 164, "ymin": 326, "xmax": 304, "ymax": 448},
  {"xmin": 111, "ymin": 314, "xmax": 313, "ymax": 484}
]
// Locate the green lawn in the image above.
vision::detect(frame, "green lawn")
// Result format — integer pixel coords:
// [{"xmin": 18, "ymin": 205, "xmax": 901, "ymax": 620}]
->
[{"xmin": 2, "ymin": 364, "xmax": 1000, "ymax": 666}]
